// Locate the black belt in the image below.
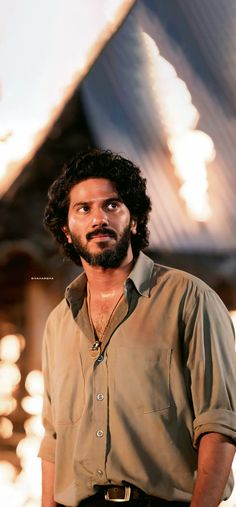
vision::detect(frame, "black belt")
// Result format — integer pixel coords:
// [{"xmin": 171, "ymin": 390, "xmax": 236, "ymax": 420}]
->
[{"xmin": 79, "ymin": 485, "xmax": 190, "ymax": 505}]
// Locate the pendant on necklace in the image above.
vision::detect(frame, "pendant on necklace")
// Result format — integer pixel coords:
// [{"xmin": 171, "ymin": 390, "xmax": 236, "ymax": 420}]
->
[
  {"xmin": 90, "ymin": 341, "xmax": 101, "ymax": 351},
  {"xmin": 89, "ymin": 340, "xmax": 102, "ymax": 360}
]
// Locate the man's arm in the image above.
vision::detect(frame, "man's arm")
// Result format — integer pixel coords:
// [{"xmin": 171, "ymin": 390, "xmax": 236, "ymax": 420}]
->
[
  {"xmin": 191, "ymin": 432, "xmax": 235, "ymax": 507},
  {"xmin": 40, "ymin": 317, "xmax": 58, "ymax": 507},
  {"xmin": 42, "ymin": 459, "xmax": 57, "ymax": 507}
]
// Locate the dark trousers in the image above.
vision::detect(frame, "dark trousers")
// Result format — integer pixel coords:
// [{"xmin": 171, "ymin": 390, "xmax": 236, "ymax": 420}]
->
[
  {"xmin": 78, "ymin": 499, "xmax": 190, "ymax": 507},
  {"xmin": 58, "ymin": 502, "xmax": 190, "ymax": 507},
  {"xmin": 57, "ymin": 498, "xmax": 190, "ymax": 506}
]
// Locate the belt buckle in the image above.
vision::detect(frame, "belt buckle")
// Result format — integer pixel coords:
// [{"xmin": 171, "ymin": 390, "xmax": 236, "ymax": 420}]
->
[{"xmin": 104, "ymin": 486, "xmax": 131, "ymax": 502}]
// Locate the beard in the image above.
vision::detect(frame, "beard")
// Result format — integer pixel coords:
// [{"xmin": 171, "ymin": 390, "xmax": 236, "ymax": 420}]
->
[{"xmin": 69, "ymin": 224, "xmax": 132, "ymax": 268}]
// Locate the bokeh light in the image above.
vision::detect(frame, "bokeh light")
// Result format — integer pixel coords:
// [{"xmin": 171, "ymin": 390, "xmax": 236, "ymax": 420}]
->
[
  {"xmin": 0, "ymin": 333, "xmax": 44, "ymax": 506},
  {"xmin": 25, "ymin": 370, "xmax": 44, "ymax": 397},
  {"xmin": 0, "ymin": 416, "xmax": 13, "ymax": 438},
  {"xmin": 0, "ymin": 334, "xmax": 23, "ymax": 363},
  {"xmin": 21, "ymin": 395, "xmax": 43, "ymax": 416},
  {"xmin": 0, "ymin": 396, "xmax": 17, "ymax": 416}
]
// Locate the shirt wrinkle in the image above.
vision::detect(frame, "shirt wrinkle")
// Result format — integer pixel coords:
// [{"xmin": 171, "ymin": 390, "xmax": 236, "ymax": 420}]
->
[{"xmin": 39, "ymin": 252, "xmax": 236, "ymax": 506}]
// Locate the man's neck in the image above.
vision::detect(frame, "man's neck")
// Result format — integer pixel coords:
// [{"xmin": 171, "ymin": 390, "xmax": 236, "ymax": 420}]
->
[{"xmin": 81, "ymin": 252, "xmax": 134, "ymax": 297}]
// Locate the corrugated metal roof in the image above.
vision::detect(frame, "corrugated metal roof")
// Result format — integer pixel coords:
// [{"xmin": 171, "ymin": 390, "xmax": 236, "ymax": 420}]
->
[{"xmin": 81, "ymin": 0, "xmax": 236, "ymax": 253}]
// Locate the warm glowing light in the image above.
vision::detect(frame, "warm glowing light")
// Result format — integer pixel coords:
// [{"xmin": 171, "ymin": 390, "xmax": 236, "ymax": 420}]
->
[
  {"xmin": 0, "ymin": 335, "xmax": 43, "ymax": 505},
  {"xmin": 25, "ymin": 370, "xmax": 44, "ymax": 397},
  {"xmin": 0, "ymin": 0, "xmax": 135, "ymax": 195},
  {"xmin": 16, "ymin": 459, "xmax": 42, "ymax": 500},
  {"xmin": 0, "ymin": 416, "xmax": 13, "ymax": 438},
  {"xmin": 0, "ymin": 461, "xmax": 17, "ymax": 484},
  {"xmin": 24, "ymin": 415, "xmax": 44, "ymax": 439},
  {"xmin": 0, "ymin": 376, "xmax": 14, "ymax": 396},
  {"xmin": 23, "ymin": 501, "xmax": 40, "ymax": 507},
  {"xmin": 142, "ymin": 32, "xmax": 215, "ymax": 221},
  {"xmin": 16, "ymin": 436, "xmax": 40, "ymax": 463},
  {"xmin": 0, "ymin": 362, "xmax": 21, "ymax": 388},
  {"xmin": 0, "ymin": 485, "xmax": 27, "ymax": 507},
  {"xmin": 13, "ymin": 370, "xmax": 44, "ymax": 505},
  {"xmin": 169, "ymin": 131, "xmax": 215, "ymax": 220},
  {"xmin": 0, "ymin": 396, "xmax": 17, "ymax": 416},
  {"xmin": 21, "ymin": 395, "xmax": 43, "ymax": 416},
  {"xmin": 0, "ymin": 334, "xmax": 22, "ymax": 363}
]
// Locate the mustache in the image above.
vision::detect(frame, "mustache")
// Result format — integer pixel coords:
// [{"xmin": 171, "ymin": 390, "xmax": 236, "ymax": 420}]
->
[{"xmin": 86, "ymin": 228, "xmax": 117, "ymax": 241}]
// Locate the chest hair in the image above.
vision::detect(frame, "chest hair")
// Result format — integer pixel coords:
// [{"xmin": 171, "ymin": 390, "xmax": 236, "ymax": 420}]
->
[{"xmin": 89, "ymin": 294, "xmax": 123, "ymax": 340}]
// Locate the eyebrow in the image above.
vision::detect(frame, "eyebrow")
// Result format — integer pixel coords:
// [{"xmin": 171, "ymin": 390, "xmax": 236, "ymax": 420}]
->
[
  {"xmin": 71, "ymin": 197, "xmax": 123, "ymax": 209},
  {"xmin": 104, "ymin": 197, "xmax": 123, "ymax": 204}
]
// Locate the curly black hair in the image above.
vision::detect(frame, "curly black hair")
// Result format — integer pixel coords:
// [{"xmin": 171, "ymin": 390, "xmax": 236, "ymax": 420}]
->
[{"xmin": 44, "ymin": 149, "xmax": 152, "ymax": 264}]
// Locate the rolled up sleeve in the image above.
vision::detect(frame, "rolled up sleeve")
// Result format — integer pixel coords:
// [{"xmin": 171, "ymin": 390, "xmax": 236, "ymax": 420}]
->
[{"xmin": 184, "ymin": 288, "xmax": 236, "ymax": 448}]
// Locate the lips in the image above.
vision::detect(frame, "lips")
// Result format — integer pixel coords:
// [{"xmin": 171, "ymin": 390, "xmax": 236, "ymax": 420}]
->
[
  {"xmin": 86, "ymin": 228, "xmax": 116, "ymax": 241},
  {"xmin": 92, "ymin": 234, "xmax": 111, "ymax": 239}
]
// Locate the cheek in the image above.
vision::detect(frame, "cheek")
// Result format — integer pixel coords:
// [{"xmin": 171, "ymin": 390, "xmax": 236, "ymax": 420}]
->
[
  {"xmin": 68, "ymin": 216, "xmax": 77, "ymax": 227},
  {"xmin": 67, "ymin": 216, "xmax": 89, "ymax": 243},
  {"xmin": 68, "ymin": 215, "xmax": 87, "ymax": 232},
  {"xmin": 116, "ymin": 209, "xmax": 131, "ymax": 226},
  {"xmin": 66, "ymin": 216, "xmax": 81, "ymax": 240}
]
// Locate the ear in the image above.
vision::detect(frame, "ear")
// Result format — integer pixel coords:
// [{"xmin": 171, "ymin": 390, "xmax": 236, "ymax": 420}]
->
[
  {"xmin": 130, "ymin": 217, "xmax": 137, "ymax": 234},
  {"xmin": 62, "ymin": 226, "xmax": 72, "ymax": 244}
]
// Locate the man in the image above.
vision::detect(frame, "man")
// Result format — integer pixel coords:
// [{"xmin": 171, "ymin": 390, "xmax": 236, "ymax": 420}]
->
[{"xmin": 39, "ymin": 149, "xmax": 236, "ymax": 507}]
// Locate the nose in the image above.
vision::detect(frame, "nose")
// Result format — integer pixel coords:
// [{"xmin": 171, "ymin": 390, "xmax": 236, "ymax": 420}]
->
[{"xmin": 91, "ymin": 207, "xmax": 109, "ymax": 228}]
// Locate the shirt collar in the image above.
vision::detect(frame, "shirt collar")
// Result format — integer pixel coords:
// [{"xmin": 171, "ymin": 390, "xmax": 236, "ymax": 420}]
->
[
  {"xmin": 65, "ymin": 271, "xmax": 87, "ymax": 317},
  {"xmin": 65, "ymin": 251, "xmax": 155, "ymax": 315},
  {"xmin": 126, "ymin": 251, "xmax": 154, "ymax": 298}
]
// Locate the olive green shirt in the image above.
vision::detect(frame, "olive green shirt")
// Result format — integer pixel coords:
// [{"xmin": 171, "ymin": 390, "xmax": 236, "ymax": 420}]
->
[{"xmin": 39, "ymin": 252, "xmax": 236, "ymax": 506}]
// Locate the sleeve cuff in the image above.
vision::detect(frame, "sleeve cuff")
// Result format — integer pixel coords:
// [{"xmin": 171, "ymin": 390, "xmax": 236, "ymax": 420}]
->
[
  {"xmin": 193, "ymin": 409, "xmax": 236, "ymax": 448},
  {"xmin": 38, "ymin": 434, "xmax": 56, "ymax": 463}
]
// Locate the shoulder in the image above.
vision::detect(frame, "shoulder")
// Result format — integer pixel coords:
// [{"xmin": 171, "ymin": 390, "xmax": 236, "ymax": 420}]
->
[
  {"xmin": 136, "ymin": 252, "xmax": 217, "ymax": 304},
  {"xmin": 152, "ymin": 261, "xmax": 213, "ymax": 294},
  {"xmin": 150, "ymin": 261, "xmax": 230, "ymax": 320}
]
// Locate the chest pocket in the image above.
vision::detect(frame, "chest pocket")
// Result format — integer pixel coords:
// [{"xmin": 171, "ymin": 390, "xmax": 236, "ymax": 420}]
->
[
  {"xmin": 52, "ymin": 359, "xmax": 85, "ymax": 426},
  {"xmin": 111, "ymin": 346, "xmax": 172, "ymax": 413}
]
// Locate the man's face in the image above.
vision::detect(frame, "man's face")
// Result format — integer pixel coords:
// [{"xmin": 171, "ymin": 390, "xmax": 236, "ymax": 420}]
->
[{"xmin": 63, "ymin": 178, "xmax": 137, "ymax": 268}]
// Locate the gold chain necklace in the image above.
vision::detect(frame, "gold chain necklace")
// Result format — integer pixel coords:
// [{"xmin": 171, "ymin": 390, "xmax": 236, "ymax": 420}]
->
[{"xmin": 87, "ymin": 286, "xmax": 123, "ymax": 349}]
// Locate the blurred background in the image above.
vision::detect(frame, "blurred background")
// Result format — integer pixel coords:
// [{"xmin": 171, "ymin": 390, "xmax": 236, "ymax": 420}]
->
[{"xmin": 1, "ymin": 1, "xmax": 236, "ymax": 505}]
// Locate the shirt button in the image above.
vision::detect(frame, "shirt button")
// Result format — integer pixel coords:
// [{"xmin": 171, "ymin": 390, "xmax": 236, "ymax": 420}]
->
[
  {"xmin": 96, "ymin": 393, "xmax": 104, "ymax": 401},
  {"xmin": 96, "ymin": 430, "xmax": 104, "ymax": 438},
  {"xmin": 97, "ymin": 469, "xmax": 103, "ymax": 476},
  {"xmin": 97, "ymin": 354, "xmax": 104, "ymax": 363}
]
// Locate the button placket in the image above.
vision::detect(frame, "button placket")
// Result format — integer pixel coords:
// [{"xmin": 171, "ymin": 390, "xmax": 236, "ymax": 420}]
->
[
  {"xmin": 92, "ymin": 353, "xmax": 108, "ymax": 483},
  {"xmin": 91, "ymin": 295, "xmax": 128, "ymax": 485}
]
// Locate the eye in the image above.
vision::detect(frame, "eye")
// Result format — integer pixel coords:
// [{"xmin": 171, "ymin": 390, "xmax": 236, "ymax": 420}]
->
[
  {"xmin": 77, "ymin": 205, "xmax": 90, "ymax": 213},
  {"xmin": 106, "ymin": 201, "xmax": 120, "ymax": 211}
]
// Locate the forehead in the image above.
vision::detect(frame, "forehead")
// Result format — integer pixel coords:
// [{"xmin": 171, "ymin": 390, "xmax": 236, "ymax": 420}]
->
[{"xmin": 69, "ymin": 178, "xmax": 119, "ymax": 203}]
